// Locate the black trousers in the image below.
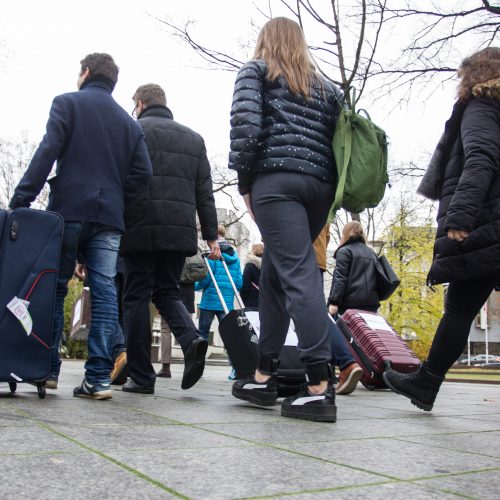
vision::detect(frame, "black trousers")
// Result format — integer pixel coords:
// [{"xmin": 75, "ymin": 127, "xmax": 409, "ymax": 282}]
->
[
  {"xmin": 123, "ymin": 251, "xmax": 198, "ymax": 387},
  {"xmin": 427, "ymin": 275, "xmax": 498, "ymax": 376},
  {"xmin": 252, "ymin": 172, "xmax": 335, "ymax": 365}
]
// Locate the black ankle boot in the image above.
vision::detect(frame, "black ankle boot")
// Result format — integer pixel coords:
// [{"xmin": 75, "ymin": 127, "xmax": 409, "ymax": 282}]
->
[
  {"xmin": 281, "ymin": 362, "xmax": 337, "ymax": 423},
  {"xmin": 382, "ymin": 361, "xmax": 444, "ymax": 411},
  {"xmin": 232, "ymin": 356, "xmax": 279, "ymax": 406}
]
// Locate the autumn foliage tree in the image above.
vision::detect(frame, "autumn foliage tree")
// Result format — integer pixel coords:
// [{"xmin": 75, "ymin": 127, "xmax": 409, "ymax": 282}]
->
[{"xmin": 379, "ymin": 196, "xmax": 444, "ymax": 359}]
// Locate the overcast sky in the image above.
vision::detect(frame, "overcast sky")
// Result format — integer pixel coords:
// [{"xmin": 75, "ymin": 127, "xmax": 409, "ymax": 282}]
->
[{"xmin": 1, "ymin": 0, "xmax": 463, "ymax": 237}]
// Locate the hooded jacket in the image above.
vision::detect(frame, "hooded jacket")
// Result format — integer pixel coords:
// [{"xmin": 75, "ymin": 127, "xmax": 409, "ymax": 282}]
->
[
  {"xmin": 195, "ymin": 241, "xmax": 243, "ymax": 311},
  {"xmin": 328, "ymin": 239, "xmax": 380, "ymax": 312},
  {"xmin": 423, "ymin": 79, "xmax": 500, "ymax": 284}
]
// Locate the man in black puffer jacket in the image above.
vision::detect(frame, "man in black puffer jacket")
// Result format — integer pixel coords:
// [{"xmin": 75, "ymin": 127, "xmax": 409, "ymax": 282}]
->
[{"xmin": 121, "ymin": 84, "xmax": 220, "ymax": 394}]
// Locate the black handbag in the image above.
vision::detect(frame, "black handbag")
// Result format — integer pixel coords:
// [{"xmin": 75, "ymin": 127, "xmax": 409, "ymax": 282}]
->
[{"xmin": 375, "ymin": 255, "xmax": 400, "ymax": 301}]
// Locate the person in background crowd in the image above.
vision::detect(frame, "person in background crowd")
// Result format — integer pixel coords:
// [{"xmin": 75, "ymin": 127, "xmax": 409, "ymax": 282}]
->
[
  {"xmin": 121, "ymin": 83, "xmax": 219, "ymax": 395},
  {"xmin": 384, "ymin": 47, "xmax": 500, "ymax": 411},
  {"xmin": 228, "ymin": 17, "xmax": 342, "ymax": 422},
  {"xmin": 314, "ymin": 224, "xmax": 363, "ymax": 396},
  {"xmin": 9, "ymin": 53, "xmax": 152, "ymax": 400},
  {"xmin": 157, "ymin": 282, "xmax": 196, "ymax": 378},
  {"xmin": 240, "ymin": 242, "xmax": 263, "ymax": 308},
  {"xmin": 328, "ymin": 221, "xmax": 380, "ymax": 316},
  {"xmin": 195, "ymin": 226, "xmax": 243, "ymax": 342}
]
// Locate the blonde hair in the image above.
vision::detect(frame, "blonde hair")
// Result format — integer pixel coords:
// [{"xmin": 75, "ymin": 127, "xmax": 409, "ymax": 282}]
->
[
  {"xmin": 250, "ymin": 242, "xmax": 264, "ymax": 257},
  {"xmin": 253, "ymin": 17, "xmax": 317, "ymax": 97},
  {"xmin": 339, "ymin": 221, "xmax": 367, "ymax": 247},
  {"xmin": 217, "ymin": 225, "xmax": 226, "ymax": 237}
]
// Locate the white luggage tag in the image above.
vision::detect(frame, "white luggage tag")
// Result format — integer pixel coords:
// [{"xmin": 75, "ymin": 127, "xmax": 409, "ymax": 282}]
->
[{"xmin": 6, "ymin": 296, "xmax": 33, "ymax": 335}]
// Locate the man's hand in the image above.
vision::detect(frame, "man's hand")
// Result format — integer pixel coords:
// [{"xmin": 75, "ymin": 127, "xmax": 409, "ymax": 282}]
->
[
  {"xmin": 207, "ymin": 240, "xmax": 221, "ymax": 260},
  {"xmin": 243, "ymin": 193, "xmax": 255, "ymax": 222},
  {"xmin": 447, "ymin": 229, "xmax": 468, "ymax": 242},
  {"xmin": 74, "ymin": 263, "xmax": 86, "ymax": 281},
  {"xmin": 328, "ymin": 304, "xmax": 338, "ymax": 316}
]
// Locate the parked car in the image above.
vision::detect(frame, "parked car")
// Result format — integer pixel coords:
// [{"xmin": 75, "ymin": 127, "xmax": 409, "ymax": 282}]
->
[
  {"xmin": 456, "ymin": 354, "xmax": 500, "ymax": 366},
  {"xmin": 479, "ymin": 362, "xmax": 500, "ymax": 368},
  {"xmin": 455, "ymin": 355, "xmax": 470, "ymax": 365}
]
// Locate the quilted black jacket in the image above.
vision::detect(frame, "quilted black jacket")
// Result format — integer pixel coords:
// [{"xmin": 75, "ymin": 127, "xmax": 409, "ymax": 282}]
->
[
  {"xmin": 428, "ymin": 97, "xmax": 500, "ymax": 284},
  {"xmin": 121, "ymin": 106, "xmax": 218, "ymax": 255},
  {"xmin": 228, "ymin": 60, "xmax": 342, "ymax": 193}
]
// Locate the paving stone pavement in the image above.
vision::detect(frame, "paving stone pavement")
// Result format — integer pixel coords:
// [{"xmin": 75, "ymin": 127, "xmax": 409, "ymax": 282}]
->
[{"xmin": 0, "ymin": 360, "xmax": 499, "ymax": 500}]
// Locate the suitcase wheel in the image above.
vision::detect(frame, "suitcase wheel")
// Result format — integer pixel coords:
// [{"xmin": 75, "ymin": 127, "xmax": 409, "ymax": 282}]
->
[
  {"xmin": 37, "ymin": 384, "xmax": 46, "ymax": 399},
  {"xmin": 365, "ymin": 384, "xmax": 376, "ymax": 391},
  {"xmin": 9, "ymin": 382, "xmax": 17, "ymax": 393}
]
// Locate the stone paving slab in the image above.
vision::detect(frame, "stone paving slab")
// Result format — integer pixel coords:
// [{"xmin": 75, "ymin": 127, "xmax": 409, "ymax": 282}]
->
[{"xmin": 0, "ymin": 360, "xmax": 499, "ymax": 499}]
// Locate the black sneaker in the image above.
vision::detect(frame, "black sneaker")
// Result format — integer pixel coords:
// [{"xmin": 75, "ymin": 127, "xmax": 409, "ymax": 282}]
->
[
  {"xmin": 232, "ymin": 375, "xmax": 278, "ymax": 406},
  {"xmin": 181, "ymin": 336, "xmax": 208, "ymax": 390},
  {"xmin": 281, "ymin": 385, "xmax": 337, "ymax": 422}
]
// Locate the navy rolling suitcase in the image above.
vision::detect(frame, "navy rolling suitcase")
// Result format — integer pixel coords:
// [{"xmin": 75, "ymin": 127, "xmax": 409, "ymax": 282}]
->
[
  {"xmin": 0, "ymin": 208, "xmax": 64, "ymax": 398},
  {"xmin": 203, "ymin": 255, "xmax": 306, "ymax": 396}
]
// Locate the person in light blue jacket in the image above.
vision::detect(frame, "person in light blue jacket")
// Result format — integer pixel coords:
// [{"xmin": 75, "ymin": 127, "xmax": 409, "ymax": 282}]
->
[{"xmin": 195, "ymin": 226, "xmax": 243, "ymax": 342}]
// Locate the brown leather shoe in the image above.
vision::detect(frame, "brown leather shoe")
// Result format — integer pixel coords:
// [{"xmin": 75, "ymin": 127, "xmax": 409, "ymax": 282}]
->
[
  {"xmin": 336, "ymin": 362, "xmax": 363, "ymax": 395},
  {"xmin": 157, "ymin": 363, "xmax": 172, "ymax": 378},
  {"xmin": 110, "ymin": 352, "xmax": 128, "ymax": 385}
]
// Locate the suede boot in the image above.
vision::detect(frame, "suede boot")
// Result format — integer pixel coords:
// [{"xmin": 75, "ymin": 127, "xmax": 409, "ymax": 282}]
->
[{"xmin": 382, "ymin": 361, "xmax": 444, "ymax": 411}]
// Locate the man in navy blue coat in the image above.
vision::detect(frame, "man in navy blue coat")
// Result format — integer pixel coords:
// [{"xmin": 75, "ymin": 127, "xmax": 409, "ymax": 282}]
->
[{"xmin": 10, "ymin": 53, "xmax": 152, "ymax": 400}]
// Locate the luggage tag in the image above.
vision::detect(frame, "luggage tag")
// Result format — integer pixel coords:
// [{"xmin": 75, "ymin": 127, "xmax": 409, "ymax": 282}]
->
[{"xmin": 6, "ymin": 296, "xmax": 32, "ymax": 335}]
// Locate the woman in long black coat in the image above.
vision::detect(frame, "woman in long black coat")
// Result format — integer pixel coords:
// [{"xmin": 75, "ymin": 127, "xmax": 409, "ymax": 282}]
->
[{"xmin": 384, "ymin": 47, "xmax": 500, "ymax": 411}]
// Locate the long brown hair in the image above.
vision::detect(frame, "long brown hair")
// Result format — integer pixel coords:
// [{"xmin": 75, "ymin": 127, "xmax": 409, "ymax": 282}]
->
[
  {"xmin": 339, "ymin": 221, "xmax": 367, "ymax": 247},
  {"xmin": 253, "ymin": 17, "xmax": 317, "ymax": 97},
  {"xmin": 457, "ymin": 47, "xmax": 500, "ymax": 101}
]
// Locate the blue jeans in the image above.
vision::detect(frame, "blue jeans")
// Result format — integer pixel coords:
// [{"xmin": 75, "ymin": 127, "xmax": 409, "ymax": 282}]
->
[
  {"xmin": 51, "ymin": 222, "xmax": 123, "ymax": 385},
  {"xmin": 329, "ymin": 319, "xmax": 356, "ymax": 370},
  {"xmin": 198, "ymin": 308, "xmax": 226, "ymax": 341}
]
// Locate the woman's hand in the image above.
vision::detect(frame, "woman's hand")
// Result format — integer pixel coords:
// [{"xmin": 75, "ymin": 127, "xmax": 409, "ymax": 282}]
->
[
  {"xmin": 448, "ymin": 229, "xmax": 469, "ymax": 242},
  {"xmin": 243, "ymin": 193, "xmax": 255, "ymax": 222},
  {"xmin": 328, "ymin": 304, "xmax": 338, "ymax": 316}
]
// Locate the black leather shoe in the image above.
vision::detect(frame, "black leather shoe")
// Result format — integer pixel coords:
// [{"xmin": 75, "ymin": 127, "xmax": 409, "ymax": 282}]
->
[
  {"xmin": 121, "ymin": 380, "xmax": 154, "ymax": 394},
  {"xmin": 181, "ymin": 336, "xmax": 208, "ymax": 390}
]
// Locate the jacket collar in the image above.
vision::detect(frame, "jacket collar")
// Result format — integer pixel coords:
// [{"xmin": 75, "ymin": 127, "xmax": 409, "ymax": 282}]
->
[
  {"xmin": 138, "ymin": 105, "xmax": 174, "ymax": 120},
  {"xmin": 79, "ymin": 75, "xmax": 115, "ymax": 93}
]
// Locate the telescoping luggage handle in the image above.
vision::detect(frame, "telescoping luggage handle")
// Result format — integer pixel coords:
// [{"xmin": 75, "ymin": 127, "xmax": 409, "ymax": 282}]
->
[{"xmin": 201, "ymin": 253, "xmax": 245, "ymax": 315}]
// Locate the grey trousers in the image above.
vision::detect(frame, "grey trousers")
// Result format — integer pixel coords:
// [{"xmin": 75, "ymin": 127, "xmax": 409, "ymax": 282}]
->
[
  {"xmin": 252, "ymin": 172, "xmax": 335, "ymax": 365},
  {"xmin": 160, "ymin": 318, "xmax": 172, "ymax": 364}
]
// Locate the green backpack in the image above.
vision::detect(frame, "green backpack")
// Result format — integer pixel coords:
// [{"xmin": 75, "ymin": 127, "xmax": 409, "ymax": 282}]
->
[{"xmin": 330, "ymin": 89, "xmax": 389, "ymax": 216}]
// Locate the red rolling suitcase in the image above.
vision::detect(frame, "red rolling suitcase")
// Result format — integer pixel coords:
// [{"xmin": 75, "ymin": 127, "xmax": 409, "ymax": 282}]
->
[
  {"xmin": 0, "ymin": 207, "xmax": 63, "ymax": 398},
  {"xmin": 336, "ymin": 309, "xmax": 420, "ymax": 390}
]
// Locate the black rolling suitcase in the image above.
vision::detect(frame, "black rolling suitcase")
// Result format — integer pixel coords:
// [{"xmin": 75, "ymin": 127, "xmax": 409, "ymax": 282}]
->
[
  {"xmin": 0, "ymin": 208, "xmax": 64, "ymax": 398},
  {"xmin": 203, "ymin": 255, "xmax": 306, "ymax": 396}
]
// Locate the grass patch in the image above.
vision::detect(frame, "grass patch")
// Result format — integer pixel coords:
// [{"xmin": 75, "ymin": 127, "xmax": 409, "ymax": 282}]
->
[{"xmin": 447, "ymin": 368, "xmax": 500, "ymax": 382}]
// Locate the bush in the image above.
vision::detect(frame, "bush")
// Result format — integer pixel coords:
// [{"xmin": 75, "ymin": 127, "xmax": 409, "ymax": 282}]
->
[
  {"xmin": 65, "ymin": 338, "xmax": 88, "ymax": 359},
  {"xmin": 63, "ymin": 278, "xmax": 85, "ymax": 359}
]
